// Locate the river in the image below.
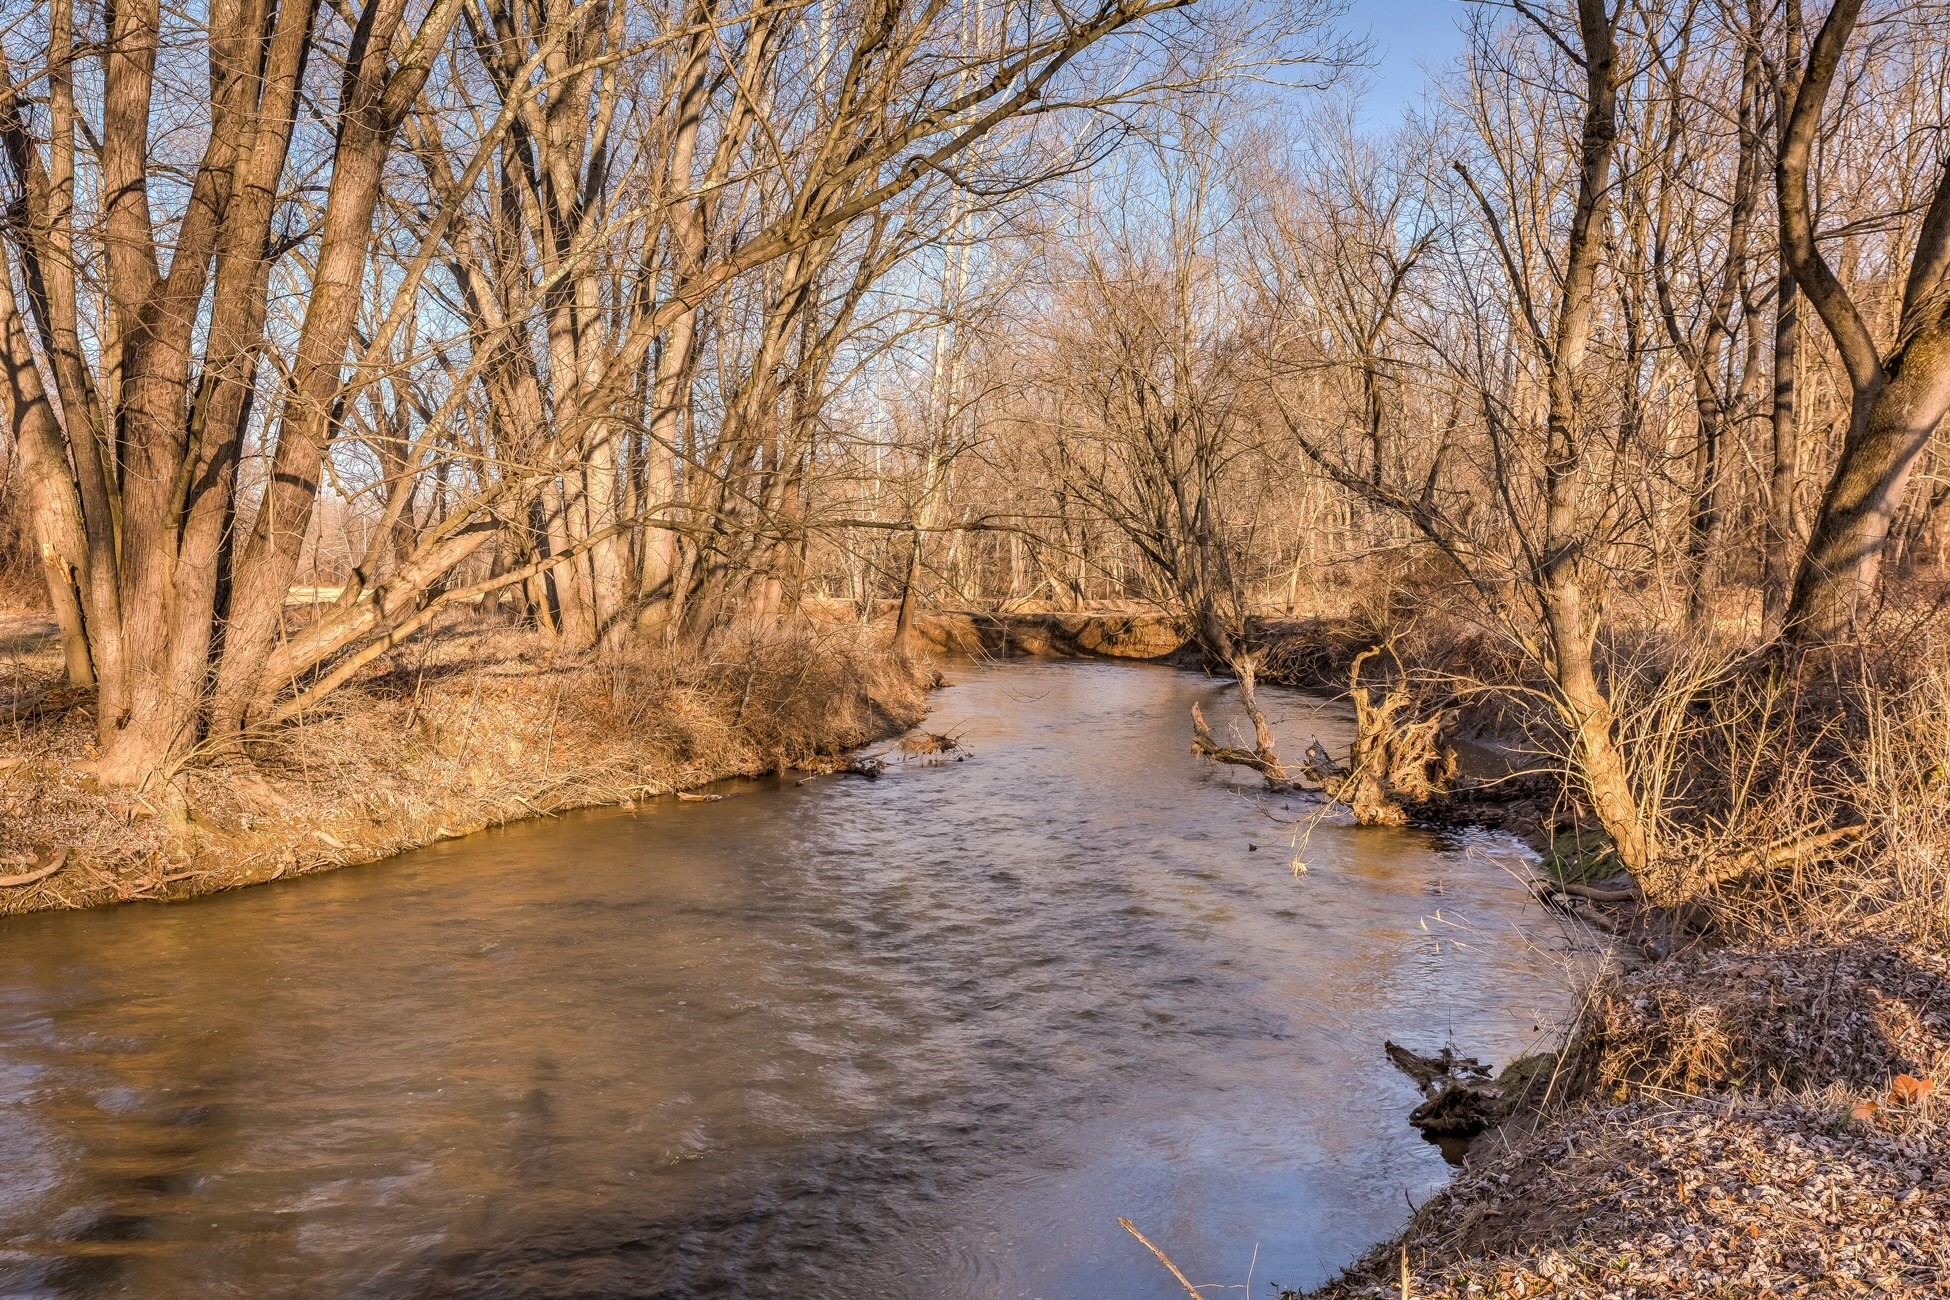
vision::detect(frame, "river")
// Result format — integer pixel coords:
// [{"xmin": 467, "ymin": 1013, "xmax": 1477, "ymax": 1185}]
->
[{"xmin": 0, "ymin": 659, "xmax": 1576, "ymax": 1298}]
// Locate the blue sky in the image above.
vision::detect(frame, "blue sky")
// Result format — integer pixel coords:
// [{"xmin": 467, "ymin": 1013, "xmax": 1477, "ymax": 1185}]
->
[{"xmin": 1339, "ymin": 0, "xmax": 1474, "ymax": 128}]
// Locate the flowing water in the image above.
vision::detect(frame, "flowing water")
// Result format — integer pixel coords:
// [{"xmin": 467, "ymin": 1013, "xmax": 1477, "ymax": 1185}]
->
[{"xmin": 0, "ymin": 659, "xmax": 1577, "ymax": 1299}]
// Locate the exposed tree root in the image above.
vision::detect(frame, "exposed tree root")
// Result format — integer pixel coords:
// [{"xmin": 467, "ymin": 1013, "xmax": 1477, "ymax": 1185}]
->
[
  {"xmin": 0, "ymin": 848, "xmax": 68, "ymax": 888},
  {"xmin": 1190, "ymin": 644, "xmax": 1463, "ymax": 828}
]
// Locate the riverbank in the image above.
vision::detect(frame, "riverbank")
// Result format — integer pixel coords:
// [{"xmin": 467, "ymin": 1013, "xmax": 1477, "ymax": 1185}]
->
[
  {"xmin": 1, "ymin": 612, "xmax": 930, "ymax": 916},
  {"xmin": 1304, "ymin": 923, "xmax": 1950, "ymax": 1298},
  {"xmin": 1295, "ymin": 638, "xmax": 1948, "ymax": 1296}
]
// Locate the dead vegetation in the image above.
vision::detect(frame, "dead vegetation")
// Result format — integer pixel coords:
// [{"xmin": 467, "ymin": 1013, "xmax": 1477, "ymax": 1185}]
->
[
  {"xmin": 1191, "ymin": 638, "xmax": 1462, "ymax": 826},
  {"xmin": 0, "ymin": 615, "xmax": 929, "ymax": 916},
  {"xmin": 1310, "ymin": 1088, "xmax": 1946, "ymax": 1298},
  {"xmin": 1310, "ymin": 925, "xmax": 1950, "ymax": 1299},
  {"xmin": 1290, "ymin": 596, "xmax": 1950, "ymax": 1297}
]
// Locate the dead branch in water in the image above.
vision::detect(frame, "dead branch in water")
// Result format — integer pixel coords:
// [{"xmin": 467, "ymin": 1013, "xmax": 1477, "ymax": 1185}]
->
[
  {"xmin": 1116, "ymin": 1218, "xmax": 1206, "ymax": 1300},
  {"xmin": 1191, "ymin": 701, "xmax": 1299, "ymax": 785},
  {"xmin": 1189, "ymin": 653, "xmax": 1333, "ymax": 795}
]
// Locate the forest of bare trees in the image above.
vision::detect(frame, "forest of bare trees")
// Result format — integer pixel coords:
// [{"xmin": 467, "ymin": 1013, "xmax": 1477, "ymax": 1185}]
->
[
  {"xmin": 0, "ymin": 0, "xmax": 1335, "ymax": 783},
  {"xmin": 2, "ymin": 0, "xmax": 1948, "ymax": 898}
]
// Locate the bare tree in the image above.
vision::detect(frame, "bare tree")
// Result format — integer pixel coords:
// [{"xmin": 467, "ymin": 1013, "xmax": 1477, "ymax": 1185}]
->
[{"xmin": 1778, "ymin": 0, "xmax": 1950, "ymax": 642}]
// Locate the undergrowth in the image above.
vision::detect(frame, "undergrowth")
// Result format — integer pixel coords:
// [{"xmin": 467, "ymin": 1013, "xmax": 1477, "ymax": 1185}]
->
[{"xmin": 1, "ymin": 615, "xmax": 930, "ymax": 915}]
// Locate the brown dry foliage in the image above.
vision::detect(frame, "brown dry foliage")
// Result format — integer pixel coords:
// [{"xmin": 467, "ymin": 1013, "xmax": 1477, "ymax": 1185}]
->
[
  {"xmin": 1311, "ymin": 1087, "xmax": 1947, "ymax": 1298},
  {"xmin": 584, "ymin": 621, "xmax": 932, "ymax": 774},
  {"xmin": 0, "ymin": 616, "xmax": 928, "ymax": 916}
]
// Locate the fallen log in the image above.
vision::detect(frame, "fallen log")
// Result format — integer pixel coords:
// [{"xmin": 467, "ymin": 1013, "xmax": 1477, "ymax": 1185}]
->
[
  {"xmin": 1385, "ymin": 1040, "xmax": 1490, "ymax": 1088},
  {"xmin": 3, "ymin": 686, "xmax": 94, "ymax": 721},
  {"xmin": 1551, "ymin": 878, "xmax": 1643, "ymax": 903}
]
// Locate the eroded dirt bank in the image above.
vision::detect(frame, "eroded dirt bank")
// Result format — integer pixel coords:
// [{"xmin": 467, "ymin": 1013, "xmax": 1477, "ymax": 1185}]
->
[{"xmin": 2, "ymin": 613, "xmax": 929, "ymax": 916}]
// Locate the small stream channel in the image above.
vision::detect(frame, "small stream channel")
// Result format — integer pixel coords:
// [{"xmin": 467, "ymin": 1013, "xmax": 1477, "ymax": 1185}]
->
[{"xmin": 0, "ymin": 659, "xmax": 1577, "ymax": 1298}]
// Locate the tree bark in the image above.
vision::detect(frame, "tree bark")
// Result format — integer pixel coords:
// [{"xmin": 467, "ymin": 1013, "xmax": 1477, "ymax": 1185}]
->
[
  {"xmin": 1762, "ymin": 271, "xmax": 1801, "ymax": 639},
  {"xmin": 1777, "ymin": 0, "xmax": 1950, "ymax": 642}
]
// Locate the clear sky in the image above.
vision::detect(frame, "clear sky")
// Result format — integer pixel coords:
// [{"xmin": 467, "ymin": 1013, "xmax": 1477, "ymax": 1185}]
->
[{"xmin": 1338, "ymin": 0, "xmax": 1474, "ymax": 129}]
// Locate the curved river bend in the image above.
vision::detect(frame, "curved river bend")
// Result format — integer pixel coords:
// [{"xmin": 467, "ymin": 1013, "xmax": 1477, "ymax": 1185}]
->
[{"xmin": 0, "ymin": 660, "xmax": 1575, "ymax": 1298}]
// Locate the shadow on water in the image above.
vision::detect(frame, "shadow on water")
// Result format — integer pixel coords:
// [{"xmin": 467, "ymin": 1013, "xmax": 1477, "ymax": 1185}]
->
[{"xmin": 0, "ymin": 659, "xmax": 1581, "ymax": 1299}]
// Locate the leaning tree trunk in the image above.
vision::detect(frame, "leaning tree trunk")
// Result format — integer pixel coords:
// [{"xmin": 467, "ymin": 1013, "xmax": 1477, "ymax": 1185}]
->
[
  {"xmin": 1536, "ymin": 0, "xmax": 1653, "ymax": 877},
  {"xmin": 1786, "ymin": 346, "xmax": 1950, "ymax": 642},
  {"xmin": 1774, "ymin": 0, "xmax": 1950, "ymax": 644},
  {"xmin": 0, "ymin": 263, "xmax": 94, "ymax": 686}
]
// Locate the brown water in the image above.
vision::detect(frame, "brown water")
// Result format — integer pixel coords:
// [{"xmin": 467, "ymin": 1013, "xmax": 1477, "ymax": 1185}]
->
[{"xmin": 0, "ymin": 660, "xmax": 1575, "ymax": 1299}]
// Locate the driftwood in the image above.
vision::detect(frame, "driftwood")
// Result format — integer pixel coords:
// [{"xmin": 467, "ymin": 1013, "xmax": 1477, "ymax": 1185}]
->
[
  {"xmin": 1116, "ymin": 1219, "xmax": 1206, "ymax": 1300},
  {"xmin": 1385, "ymin": 1040, "xmax": 1490, "ymax": 1088},
  {"xmin": 0, "ymin": 848, "xmax": 68, "ymax": 888},
  {"xmin": 1191, "ymin": 701, "xmax": 1299, "ymax": 785},
  {"xmin": 1188, "ymin": 652, "xmax": 1322, "ymax": 793},
  {"xmin": 1410, "ymin": 1080, "xmax": 1506, "ymax": 1136},
  {"xmin": 1386, "ymin": 1039, "xmax": 1506, "ymax": 1139}
]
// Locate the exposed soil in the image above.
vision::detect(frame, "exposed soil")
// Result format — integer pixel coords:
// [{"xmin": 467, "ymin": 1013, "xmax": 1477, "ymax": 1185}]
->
[{"xmin": 911, "ymin": 604, "xmax": 1191, "ymax": 660}]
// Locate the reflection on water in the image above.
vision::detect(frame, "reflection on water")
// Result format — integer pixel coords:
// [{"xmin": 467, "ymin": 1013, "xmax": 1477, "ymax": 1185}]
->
[{"xmin": 0, "ymin": 660, "xmax": 1575, "ymax": 1298}]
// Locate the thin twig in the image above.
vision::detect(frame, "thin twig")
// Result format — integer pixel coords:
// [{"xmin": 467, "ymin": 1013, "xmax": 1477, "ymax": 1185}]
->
[{"xmin": 1117, "ymin": 1218, "xmax": 1206, "ymax": 1300}]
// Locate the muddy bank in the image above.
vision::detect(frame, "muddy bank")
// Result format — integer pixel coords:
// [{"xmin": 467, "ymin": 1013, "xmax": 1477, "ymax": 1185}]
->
[
  {"xmin": 908, "ymin": 607, "xmax": 1378, "ymax": 683},
  {"xmin": 911, "ymin": 605, "xmax": 1191, "ymax": 660},
  {"xmin": 0, "ymin": 618, "xmax": 929, "ymax": 917}
]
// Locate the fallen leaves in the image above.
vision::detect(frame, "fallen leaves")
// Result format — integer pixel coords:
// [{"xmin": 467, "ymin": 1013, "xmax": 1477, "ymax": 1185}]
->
[
  {"xmin": 1314, "ymin": 932, "xmax": 1950, "ymax": 1299},
  {"xmin": 1887, "ymin": 1074, "xmax": 1937, "ymax": 1108}
]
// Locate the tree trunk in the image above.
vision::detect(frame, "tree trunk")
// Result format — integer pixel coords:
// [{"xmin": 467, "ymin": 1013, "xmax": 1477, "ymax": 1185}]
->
[
  {"xmin": 1762, "ymin": 271, "xmax": 1801, "ymax": 639},
  {"xmin": 1775, "ymin": 0, "xmax": 1950, "ymax": 642},
  {"xmin": 0, "ymin": 260, "xmax": 93, "ymax": 686},
  {"xmin": 1786, "ymin": 344, "xmax": 1950, "ymax": 640}
]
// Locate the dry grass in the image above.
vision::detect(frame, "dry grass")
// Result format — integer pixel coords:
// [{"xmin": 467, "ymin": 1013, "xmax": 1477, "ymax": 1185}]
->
[
  {"xmin": 0, "ymin": 614, "xmax": 930, "ymax": 916},
  {"xmin": 1269, "ymin": 592, "xmax": 1950, "ymax": 1298}
]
